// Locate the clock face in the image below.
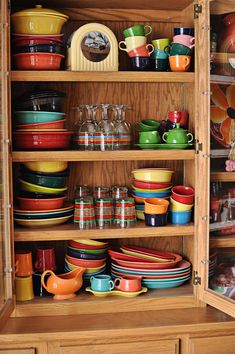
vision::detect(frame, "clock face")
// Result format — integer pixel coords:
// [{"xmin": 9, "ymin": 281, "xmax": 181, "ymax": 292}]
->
[{"xmin": 81, "ymin": 31, "xmax": 110, "ymax": 62}]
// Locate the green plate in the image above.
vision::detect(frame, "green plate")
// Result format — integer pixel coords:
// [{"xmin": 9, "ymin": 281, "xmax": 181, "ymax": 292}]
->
[{"xmin": 135, "ymin": 143, "xmax": 194, "ymax": 150}]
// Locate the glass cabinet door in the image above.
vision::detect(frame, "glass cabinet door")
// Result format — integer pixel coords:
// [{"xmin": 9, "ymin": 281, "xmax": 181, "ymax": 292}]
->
[
  {"xmin": 0, "ymin": 0, "xmax": 13, "ymax": 325},
  {"xmin": 199, "ymin": 0, "xmax": 235, "ymax": 317}
]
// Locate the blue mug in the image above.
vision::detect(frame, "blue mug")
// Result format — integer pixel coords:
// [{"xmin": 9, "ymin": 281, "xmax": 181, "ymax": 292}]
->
[
  {"xmin": 150, "ymin": 49, "xmax": 169, "ymax": 59},
  {"xmin": 90, "ymin": 274, "xmax": 114, "ymax": 292},
  {"xmin": 174, "ymin": 27, "xmax": 194, "ymax": 36}
]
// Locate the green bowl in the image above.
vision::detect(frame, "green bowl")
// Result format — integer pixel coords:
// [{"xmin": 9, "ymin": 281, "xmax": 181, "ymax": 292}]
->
[
  {"xmin": 139, "ymin": 119, "xmax": 160, "ymax": 131},
  {"xmin": 15, "ymin": 111, "xmax": 66, "ymax": 124},
  {"xmin": 21, "ymin": 170, "xmax": 67, "ymax": 188}
]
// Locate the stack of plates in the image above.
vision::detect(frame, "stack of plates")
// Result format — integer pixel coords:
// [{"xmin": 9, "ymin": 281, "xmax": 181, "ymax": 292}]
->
[
  {"xmin": 109, "ymin": 245, "xmax": 191, "ymax": 289},
  {"xmin": 64, "ymin": 239, "xmax": 108, "ymax": 283},
  {"xmin": 209, "ymin": 250, "xmax": 218, "ymax": 278}
]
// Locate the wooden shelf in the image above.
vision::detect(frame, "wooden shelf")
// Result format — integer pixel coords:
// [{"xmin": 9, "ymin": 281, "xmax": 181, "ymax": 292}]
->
[
  {"xmin": 210, "ymin": 235, "xmax": 235, "ymax": 248},
  {"xmin": 11, "ymin": 71, "xmax": 195, "ymax": 83},
  {"xmin": 211, "ymin": 149, "xmax": 230, "ymax": 158},
  {"xmin": 14, "ymin": 221, "xmax": 194, "ymax": 241},
  {"xmin": 12, "ymin": 150, "xmax": 195, "ymax": 162},
  {"xmin": 211, "ymin": 171, "xmax": 235, "ymax": 182},
  {"xmin": 211, "ymin": 52, "xmax": 235, "ymax": 64},
  {"xmin": 13, "ymin": 285, "xmax": 195, "ymax": 317}
]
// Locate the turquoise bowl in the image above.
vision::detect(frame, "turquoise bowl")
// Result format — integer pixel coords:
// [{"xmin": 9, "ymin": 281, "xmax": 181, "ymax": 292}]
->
[
  {"xmin": 133, "ymin": 190, "xmax": 171, "ymax": 198},
  {"xmin": 15, "ymin": 111, "xmax": 66, "ymax": 124}
]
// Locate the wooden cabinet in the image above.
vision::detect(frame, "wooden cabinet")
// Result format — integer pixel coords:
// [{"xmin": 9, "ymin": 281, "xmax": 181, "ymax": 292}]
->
[
  {"xmin": 189, "ymin": 336, "xmax": 235, "ymax": 354},
  {"xmin": 0, "ymin": 0, "xmax": 234, "ymax": 331}
]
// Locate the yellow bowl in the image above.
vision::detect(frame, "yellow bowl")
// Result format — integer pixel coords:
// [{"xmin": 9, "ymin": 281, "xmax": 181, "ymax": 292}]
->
[
  {"xmin": 23, "ymin": 161, "xmax": 68, "ymax": 173},
  {"xmin": 11, "ymin": 5, "xmax": 69, "ymax": 35},
  {"xmin": 136, "ymin": 210, "xmax": 145, "ymax": 220},
  {"xmin": 132, "ymin": 168, "xmax": 174, "ymax": 182},
  {"xmin": 73, "ymin": 239, "xmax": 108, "ymax": 247},
  {"xmin": 132, "ymin": 185, "xmax": 172, "ymax": 193},
  {"xmin": 19, "ymin": 179, "xmax": 67, "ymax": 194},
  {"xmin": 170, "ymin": 197, "xmax": 193, "ymax": 211},
  {"xmin": 14, "ymin": 215, "xmax": 72, "ymax": 228},
  {"xmin": 65, "ymin": 259, "xmax": 106, "ymax": 274}
]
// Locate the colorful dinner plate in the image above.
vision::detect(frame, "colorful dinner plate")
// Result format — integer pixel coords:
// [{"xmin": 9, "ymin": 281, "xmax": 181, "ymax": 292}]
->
[
  {"xmin": 111, "ymin": 268, "xmax": 191, "ymax": 279},
  {"xmin": 111, "ymin": 260, "xmax": 191, "ymax": 274},
  {"xmin": 111, "ymin": 254, "xmax": 182, "ymax": 269},
  {"xmin": 121, "ymin": 246, "xmax": 177, "ymax": 261},
  {"xmin": 108, "ymin": 249, "xmax": 158, "ymax": 263}
]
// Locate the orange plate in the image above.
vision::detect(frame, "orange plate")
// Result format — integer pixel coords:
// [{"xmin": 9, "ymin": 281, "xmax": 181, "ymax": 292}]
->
[{"xmin": 65, "ymin": 255, "xmax": 106, "ymax": 268}]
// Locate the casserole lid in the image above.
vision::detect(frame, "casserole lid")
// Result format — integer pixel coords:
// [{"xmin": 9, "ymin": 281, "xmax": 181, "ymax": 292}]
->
[{"xmin": 11, "ymin": 5, "xmax": 69, "ymax": 20}]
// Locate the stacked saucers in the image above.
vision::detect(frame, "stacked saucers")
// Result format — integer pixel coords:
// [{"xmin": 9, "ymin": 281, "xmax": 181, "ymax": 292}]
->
[
  {"xmin": 109, "ymin": 245, "xmax": 191, "ymax": 289},
  {"xmin": 64, "ymin": 239, "xmax": 108, "ymax": 284}
]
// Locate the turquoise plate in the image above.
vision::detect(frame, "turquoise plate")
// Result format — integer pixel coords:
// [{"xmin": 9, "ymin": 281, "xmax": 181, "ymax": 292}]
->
[
  {"xmin": 111, "ymin": 264, "xmax": 191, "ymax": 276},
  {"xmin": 135, "ymin": 143, "xmax": 194, "ymax": 150}
]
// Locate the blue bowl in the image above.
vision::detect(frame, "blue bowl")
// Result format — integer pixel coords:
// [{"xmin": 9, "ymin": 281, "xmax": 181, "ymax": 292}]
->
[
  {"xmin": 144, "ymin": 212, "xmax": 167, "ymax": 227},
  {"xmin": 133, "ymin": 190, "xmax": 171, "ymax": 198},
  {"xmin": 170, "ymin": 210, "xmax": 192, "ymax": 224},
  {"xmin": 135, "ymin": 204, "xmax": 144, "ymax": 211},
  {"xmin": 174, "ymin": 27, "xmax": 194, "ymax": 36}
]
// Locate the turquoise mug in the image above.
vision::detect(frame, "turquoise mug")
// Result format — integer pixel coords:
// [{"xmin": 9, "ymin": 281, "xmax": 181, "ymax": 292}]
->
[
  {"xmin": 164, "ymin": 43, "xmax": 192, "ymax": 56},
  {"xmin": 139, "ymin": 130, "xmax": 161, "ymax": 144},
  {"xmin": 90, "ymin": 275, "xmax": 114, "ymax": 292},
  {"xmin": 151, "ymin": 49, "xmax": 169, "ymax": 60}
]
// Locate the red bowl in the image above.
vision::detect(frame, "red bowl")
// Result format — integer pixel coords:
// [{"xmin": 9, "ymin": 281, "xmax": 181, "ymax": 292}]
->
[
  {"xmin": 13, "ymin": 131, "xmax": 72, "ymax": 150},
  {"xmin": 12, "ymin": 37, "xmax": 63, "ymax": 47},
  {"xmin": 16, "ymin": 196, "xmax": 66, "ymax": 210},
  {"xmin": 133, "ymin": 180, "xmax": 171, "ymax": 190},
  {"xmin": 15, "ymin": 119, "xmax": 66, "ymax": 130},
  {"xmin": 13, "ymin": 53, "xmax": 64, "ymax": 70},
  {"xmin": 172, "ymin": 185, "xmax": 195, "ymax": 204}
]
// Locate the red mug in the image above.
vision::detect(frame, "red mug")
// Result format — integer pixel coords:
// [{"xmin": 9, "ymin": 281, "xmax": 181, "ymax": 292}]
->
[
  {"xmin": 114, "ymin": 276, "xmax": 142, "ymax": 292},
  {"xmin": 128, "ymin": 44, "xmax": 154, "ymax": 58},
  {"xmin": 34, "ymin": 247, "xmax": 56, "ymax": 272},
  {"xmin": 167, "ymin": 111, "xmax": 189, "ymax": 128},
  {"xmin": 15, "ymin": 250, "xmax": 33, "ymax": 277}
]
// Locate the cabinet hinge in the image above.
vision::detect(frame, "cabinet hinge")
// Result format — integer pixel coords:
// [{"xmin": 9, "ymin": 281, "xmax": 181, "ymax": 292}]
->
[
  {"xmin": 193, "ymin": 271, "xmax": 201, "ymax": 285},
  {"xmin": 194, "ymin": 4, "xmax": 202, "ymax": 19},
  {"xmin": 195, "ymin": 140, "xmax": 203, "ymax": 154}
]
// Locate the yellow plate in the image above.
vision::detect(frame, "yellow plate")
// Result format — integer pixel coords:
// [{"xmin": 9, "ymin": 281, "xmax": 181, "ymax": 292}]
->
[
  {"xmin": 19, "ymin": 179, "xmax": 67, "ymax": 194},
  {"xmin": 23, "ymin": 161, "xmax": 68, "ymax": 173},
  {"xmin": 85, "ymin": 286, "xmax": 148, "ymax": 297},
  {"xmin": 73, "ymin": 239, "xmax": 108, "ymax": 247},
  {"xmin": 120, "ymin": 248, "xmax": 173, "ymax": 262},
  {"xmin": 14, "ymin": 215, "xmax": 72, "ymax": 228},
  {"xmin": 65, "ymin": 259, "xmax": 106, "ymax": 273}
]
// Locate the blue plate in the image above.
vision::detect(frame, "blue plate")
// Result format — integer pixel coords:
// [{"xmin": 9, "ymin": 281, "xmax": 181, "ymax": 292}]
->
[
  {"xmin": 111, "ymin": 264, "xmax": 191, "ymax": 276},
  {"xmin": 133, "ymin": 190, "xmax": 171, "ymax": 198},
  {"xmin": 142, "ymin": 276, "xmax": 190, "ymax": 289}
]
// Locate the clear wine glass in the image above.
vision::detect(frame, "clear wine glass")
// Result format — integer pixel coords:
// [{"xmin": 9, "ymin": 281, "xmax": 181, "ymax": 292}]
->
[
  {"xmin": 112, "ymin": 104, "xmax": 131, "ymax": 150},
  {"xmin": 72, "ymin": 105, "xmax": 85, "ymax": 149},
  {"xmin": 78, "ymin": 105, "xmax": 96, "ymax": 150},
  {"xmin": 95, "ymin": 104, "xmax": 114, "ymax": 151}
]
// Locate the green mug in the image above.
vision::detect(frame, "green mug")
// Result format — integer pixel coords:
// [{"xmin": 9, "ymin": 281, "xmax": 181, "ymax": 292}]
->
[
  {"xmin": 139, "ymin": 131, "xmax": 161, "ymax": 144},
  {"xmin": 138, "ymin": 119, "xmax": 160, "ymax": 132},
  {"xmin": 123, "ymin": 24, "xmax": 152, "ymax": 38},
  {"xmin": 164, "ymin": 42, "xmax": 192, "ymax": 56},
  {"xmin": 152, "ymin": 38, "xmax": 170, "ymax": 51}
]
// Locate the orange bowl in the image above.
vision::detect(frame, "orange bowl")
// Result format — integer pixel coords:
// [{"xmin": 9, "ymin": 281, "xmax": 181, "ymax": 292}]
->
[
  {"xmin": 65, "ymin": 255, "xmax": 106, "ymax": 268},
  {"xmin": 13, "ymin": 53, "xmax": 64, "ymax": 70},
  {"xmin": 15, "ymin": 119, "xmax": 65, "ymax": 130},
  {"xmin": 144, "ymin": 198, "xmax": 169, "ymax": 214}
]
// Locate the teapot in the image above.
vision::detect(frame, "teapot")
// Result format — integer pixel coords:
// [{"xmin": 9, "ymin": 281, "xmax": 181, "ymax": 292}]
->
[
  {"xmin": 41, "ymin": 267, "xmax": 85, "ymax": 300},
  {"xmin": 162, "ymin": 123, "xmax": 193, "ymax": 144}
]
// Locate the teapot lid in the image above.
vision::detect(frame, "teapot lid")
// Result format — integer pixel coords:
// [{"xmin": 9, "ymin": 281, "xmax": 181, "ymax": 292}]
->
[{"xmin": 173, "ymin": 123, "xmax": 186, "ymax": 131}]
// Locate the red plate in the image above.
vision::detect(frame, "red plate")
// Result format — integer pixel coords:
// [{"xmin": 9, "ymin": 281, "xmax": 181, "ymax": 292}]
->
[
  {"xmin": 108, "ymin": 249, "xmax": 157, "ymax": 263},
  {"xmin": 14, "ymin": 202, "xmax": 73, "ymax": 214},
  {"xmin": 69, "ymin": 240, "xmax": 108, "ymax": 250},
  {"xmin": 121, "ymin": 245, "xmax": 175, "ymax": 260},
  {"xmin": 111, "ymin": 268, "xmax": 191, "ymax": 279},
  {"xmin": 111, "ymin": 260, "xmax": 191, "ymax": 273},
  {"xmin": 111, "ymin": 254, "xmax": 182, "ymax": 269}
]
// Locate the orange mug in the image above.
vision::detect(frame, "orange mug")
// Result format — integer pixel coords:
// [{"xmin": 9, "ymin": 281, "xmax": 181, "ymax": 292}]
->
[
  {"xmin": 15, "ymin": 250, "xmax": 33, "ymax": 277},
  {"xmin": 128, "ymin": 44, "xmax": 154, "ymax": 58},
  {"xmin": 114, "ymin": 276, "xmax": 142, "ymax": 292},
  {"xmin": 169, "ymin": 55, "xmax": 191, "ymax": 72}
]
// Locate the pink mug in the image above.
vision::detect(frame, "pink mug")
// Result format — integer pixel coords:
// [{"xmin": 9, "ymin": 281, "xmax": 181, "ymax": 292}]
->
[
  {"xmin": 114, "ymin": 276, "xmax": 142, "ymax": 292},
  {"xmin": 34, "ymin": 247, "xmax": 56, "ymax": 272},
  {"xmin": 173, "ymin": 34, "xmax": 195, "ymax": 49},
  {"xmin": 128, "ymin": 44, "xmax": 154, "ymax": 58}
]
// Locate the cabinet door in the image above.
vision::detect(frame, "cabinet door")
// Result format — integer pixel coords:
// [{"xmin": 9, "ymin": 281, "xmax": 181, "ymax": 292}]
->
[
  {"xmin": 189, "ymin": 336, "xmax": 235, "ymax": 354},
  {"xmin": 60, "ymin": 340, "xmax": 179, "ymax": 354},
  {"xmin": 0, "ymin": 0, "xmax": 14, "ymax": 326},
  {"xmin": 196, "ymin": 0, "xmax": 235, "ymax": 317}
]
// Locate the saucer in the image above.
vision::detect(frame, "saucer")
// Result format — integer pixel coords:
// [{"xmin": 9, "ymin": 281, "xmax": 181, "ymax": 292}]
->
[
  {"xmin": 85, "ymin": 286, "xmax": 148, "ymax": 297},
  {"xmin": 135, "ymin": 143, "xmax": 194, "ymax": 150}
]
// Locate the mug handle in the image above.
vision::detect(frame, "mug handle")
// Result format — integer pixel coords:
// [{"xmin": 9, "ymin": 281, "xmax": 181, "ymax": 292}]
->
[
  {"xmin": 190, "ymin": 37, "xmax": 195, "ymax": 44},
  {"xmin": 187, "ymin": 133, "xmax": 194, "ymax": 143},
  {"xmin": 144, "ymin": 25, "xmax": 152, "ymax": 36},
  {"xmin": 34, "ymin": 259, "xmax": 41, "ymax": 270},
  {"xmin": 184, "ymin": 57, "xmax": 191, "ymax": 68},
  {"xmin": 41, "ymin": 270, "xmax": 55, "ymax": 292},
  {"xmin": 119, "ymin": 41, "xmax": 128, "ymax": 52},
  {"xmin": 164, "ymin": 45, "xmax": 171, "ymax": 54},
  {"xmin": 109, "ymin": 280, "xmax": 114, "ymax": 290},
  {"xmin": 114, "ymin": 278, "xmax": 121, "ymax": 289},
  {"xmin": 90, "ymin": 276, "xmax": 94, "ymax": 283},
  {"xmin": 146, "ymin": 44, "xmax": 154, "ymax": 55},
  {"xmin": 162, "ymin": 132, "xmax": 168, "ymax": 143}
]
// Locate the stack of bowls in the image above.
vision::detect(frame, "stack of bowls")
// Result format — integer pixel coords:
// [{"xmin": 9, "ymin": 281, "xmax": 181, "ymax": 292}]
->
[
  {"xmin": 64, "ymin": 239, "xmax": 108, "ymax": 285},
  {"xmin": 170, "ymin": 185, "xmax": 195, "ymax": 224},
  {"xmin": 13, "ymin": 89, "xmax": 72, "ymax": 150},
  {"xmin": 119, "ymin": 24, "xmax": 154, "ymax": 71},
  {"xmin": 15, "ymin": 161, "xmax": 72, "ymax": 228},
  {"xmin": 11, "ymin": 5, "xmax": 68, "ymax": 70},
  {"xmin": 131, "ymin": 168, "xmax": 174, "ymax": 218},
  {"xmin": 144, "ymin": 198, "xmax": 169, "ymax": 226}
]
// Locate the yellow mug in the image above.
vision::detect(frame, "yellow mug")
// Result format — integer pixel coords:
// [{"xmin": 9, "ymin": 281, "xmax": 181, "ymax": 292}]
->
[
  {"xmin": 119, "ymin": 36, "xmax": 147, "ymax": 52},
  {"xmin": 152, "ymin": 38, "xmax": 170, "ymax": 51},
  {"xmin": 15, "ymin": 276, "xmax": 34, "ymax": 301}
]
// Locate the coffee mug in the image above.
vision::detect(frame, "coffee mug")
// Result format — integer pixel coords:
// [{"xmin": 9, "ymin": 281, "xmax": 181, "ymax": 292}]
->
[
  {"xmin": 165, "ymin": 43, "xmax": 192, "ymax": 56},
  {"xmin": 152, "ymin": 38, "xmax": 170, "ymax": 51},
  {"xmin": 114, "ymin": 276, "xmax": 142, "ymax": 292},
  {"xmin": 174, "ymin": 27, "xmax": 194, "ymax": 36},
  {"xmin": 151, "ymin": 58, "xmax": 169, "ymax": 72},
  {"xmin": 119, "ymin": 36, "xmax": 147, "ymax": 52},
  {"xmin": 173, "ymin": 35, "xmax": 195, "ymax": 48},
  {"xmin": 131, "ymin": 56, "xmax": 150, "ymax": 71},
  {"xmin": 167, "ymin": 111, "xmax": 189, "ymax": 128},
  {"xmin": 90, "ymin": 274, "xmax": 114, "ymax": 292},
  {"xmin": 123, "ymin": 24, "xmax": 152, "ymax": 38},
  {"xmin": 128, "ymin": 44, "xmax": 154, "ymax": 57},
  {"xmin": 34, "ymin": 247, "xmax": 56, "ymax": 272},
  {"xmin": 139, "ymin": 130, "xmax": 161, "ymax": 144},
  {"xmin": 15, "ymin": 276, "xmax": 34, "ymax": 301},
  {"xmin": 169, "ymin": 55, "xmax": 191, "ymax": 72},
  {"xmin": 151, "ymin": 49, "xmax": 169, "ymax": 60},
  {"xmin": 15, "ymin": 250, "xmax": 33, "ymax": 277}
]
